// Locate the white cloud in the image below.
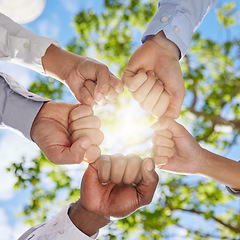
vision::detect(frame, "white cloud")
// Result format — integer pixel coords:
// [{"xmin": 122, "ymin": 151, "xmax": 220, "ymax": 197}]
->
[
  {"xmin": 0, "ymin": 62, "xmax": 33, "ymax": 88},
  {"xmin": 0, "ymin": 130, "xmax": 39, "ymax": 200},
  {"xmin": 0, "ymin": 208, "xmax": 29, "ymax": 240},
  {"xmin": 60, "ymin": 0, "xmax": 79, "ymax": 14},
  {"xmin": 35, "ymin": 14, "xmax": 60, "ymax": 39}
]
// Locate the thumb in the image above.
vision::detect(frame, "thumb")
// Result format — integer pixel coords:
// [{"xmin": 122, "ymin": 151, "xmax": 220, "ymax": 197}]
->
[
  {"xmin": 137, "ymin": 158, "xmax": 158, "ymax": 206},
  {"xmin": 151, "ymin": 117, "xmax": 186, "ymax": 137},
  {"xmin": 57, "ymin": 137, "xmax": 91, "ymax": 164}
]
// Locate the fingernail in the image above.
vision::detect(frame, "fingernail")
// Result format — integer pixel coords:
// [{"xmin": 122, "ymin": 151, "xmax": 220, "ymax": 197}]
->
[
  {"xmin": 116, "ymin": 87, "xmax": 123, "ymax": 94},
  {"xmin": 80, "ymin": 139, "xmax": 91, "ymax": 149},
  {"xmin": 95, "ymin": 92, "xmax": 103, "ymax": 102},
  {"xmin": 146, "ymin": 160, "xmax": 154, "ymax": 172},
  {"xmin": 102, "ymin": 182, "xmax": 108, "ymax": 186}
]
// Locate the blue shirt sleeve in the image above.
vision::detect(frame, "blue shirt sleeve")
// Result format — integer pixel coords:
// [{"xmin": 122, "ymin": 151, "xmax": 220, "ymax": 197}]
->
[{"xmin": 142, "ymin": 0, "xmax": 217, "ymax": 58}]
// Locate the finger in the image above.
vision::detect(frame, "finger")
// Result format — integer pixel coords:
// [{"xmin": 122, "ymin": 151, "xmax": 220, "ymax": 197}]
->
[
  {"xmin": 132, "ymin": 71, "xmax": 155, "ymax": 103},
  {"xmin": 85, "ymin": 80, "xmax": 96, "ymax": 95},
  {"xmin": 50, "ymin": 136, "xmax": 91, "ymax": 164},
  {"xmin": 153, "ymin": 156, "xmax": 169, "ymax": 166},
  {"xmin": 123, "ymin": 69, "xmax": 148, "ymax": 91},
  {"xmin": 104, "ymin": 86, "xmax": 119, "ymax": 103},
  {"xmin": 152, "ymin": 90, "xmax": 170, "ymax": 118},
  {"xmin": 140, "ymin": 81, "xmax": 164, "ymax": 113},
  {"xmin": 110, "ymin": 154, "xmax": 127, "ymax": 184},
  {"xmin": 154, "ymin": 129, "xmax": 173, "ymax": 138},
  {"xmin": 152, "ymin": 146, "xmax": 175, "ymax": 158},
  {"xmin": 98, "ymin": 97, "xmax": 109, "ymax": 106},
  {"xmin": 123, "ymin": 154, "xmax": 142, "ymax": 185},
  {"xmin": 69, "ymin": 105, "xmax": 93, "ymax": 123},
  {"xmin": 79, "ymin": 87, "xmax": 95, "ymax": 107},
  {"xmin": 152, "ymin": 135, "xmax": 174, "ymax": 148},
  {"xmin": 84, "ymin": 145, "xmax": 101, "ymax": 163},
  {"xmin": 71, "ymin": 129, "xmax": 104, "ymax": 145},
  {"xmin": 92, "ymin": 155, "xmax": 111, "ymax": 184},
  {"xmin": 68, "ymin": 115, "xmax": 101, "ymax": 134},
  {"xmin": 137, "ymin": 158, "xmax": 158, "ymax": 206},
  {"xmin": 155, "ymin": 62, "xmax": 185, "ymax": 119},
  {"xmin": 109, "ymin": 73, "xmax": 124, "ymax": 94},
  {"xmin": 94, "ymin": 65, "xmax": 110, "ymax": 102},
  {"xmin": 151, "ymin": 117, "xmax": 187, "ymax": 137}
]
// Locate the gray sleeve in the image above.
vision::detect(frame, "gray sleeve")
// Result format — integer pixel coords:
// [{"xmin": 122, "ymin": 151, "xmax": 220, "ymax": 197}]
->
[{"xmin": 0, "ymin": 73, "xmax": 49, "ymax": 140}]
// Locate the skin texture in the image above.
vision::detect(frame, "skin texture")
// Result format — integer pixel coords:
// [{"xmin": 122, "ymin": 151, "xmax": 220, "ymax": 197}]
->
[
  {"xmin": 122, "ymin": 31, "xmax": 185, "ymax": 118},
  {"xmin": 68, "ymin": 155, "xmax": 158, "ymax": 236},
  {"xmin": 42, "ymin": 44, "xmax": 124, "ymax": 106},
  {"xmin": 152, "ymin": 117, "xmax": 240, "ymax": 190},
  {"xmin": 31, "ymin": 102, "xmax": 103, "ymax": 164}
]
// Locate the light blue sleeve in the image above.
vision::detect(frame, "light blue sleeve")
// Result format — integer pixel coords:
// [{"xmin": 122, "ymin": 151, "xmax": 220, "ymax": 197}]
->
[
  {"xmin": 142, "ymin": 0, "xmax": 217, "ymax": 58},
  {"xmin": 0, "ymin": 73, "xmax": 49, "ymax": 140}
]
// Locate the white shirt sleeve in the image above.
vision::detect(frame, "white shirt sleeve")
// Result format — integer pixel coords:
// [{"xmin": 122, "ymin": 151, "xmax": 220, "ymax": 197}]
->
[
  {"xmin": 18, "ymin": 204, "xmax": 98, "ymax": 240},
  {"xmin": 0, "ymin": 13, "xmax": 61, "ymax": 74},
  {"xmin": 142, "ymin": 0, "xmax": 217, "ymax": 58},
  {"xmin": 0, "ymin": 73, "xmax": 49, "ymax": 140}
]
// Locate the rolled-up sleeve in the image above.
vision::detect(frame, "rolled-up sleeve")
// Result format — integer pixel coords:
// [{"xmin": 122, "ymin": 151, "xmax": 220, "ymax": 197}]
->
[
  {"xmin": 0, "ymin": 13, "xmax": 60, "ymax": 74},
  {"xmin": 0, "ymin": 73, "xmax": 49, "ymax": 140},
  {"xmin": 142, "ymin": 0, "xmax": 217, "ymax": 58},
  {"xmin": 18, "ymin": 204, "xmax": 97, "ymax": 240}
]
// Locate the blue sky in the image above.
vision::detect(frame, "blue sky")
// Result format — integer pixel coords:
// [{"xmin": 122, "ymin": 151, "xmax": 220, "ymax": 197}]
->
[{"xmin": 0, "ymin": 0, "xmax": 240, "ymax": 239}]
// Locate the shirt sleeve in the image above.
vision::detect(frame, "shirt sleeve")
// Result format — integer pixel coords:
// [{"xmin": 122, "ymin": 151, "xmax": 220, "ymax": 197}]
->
[
  {"xmin": 0, "ymin": 12, "xmax": 61, "ymax": 74},
  {"xmin": 142, "ymin": 0, "xmax": 217, "ymax": 58},
  {"xmin": 18, "ymin": 204, "xmax": 98, "ymax": 240},
  {"xmin": 0, "ymin": 73, "xmax": 49, "ymax": 140}
]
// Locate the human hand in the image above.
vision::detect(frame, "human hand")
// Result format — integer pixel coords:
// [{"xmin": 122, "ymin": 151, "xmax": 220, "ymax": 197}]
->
[
  {"xmin": 68, "ymin": 155, "xmax": 158, "ymax": 236},
  {"xmin": 42, "ymin": 45, "xmax": 124, "ymax": 105},
  {"xmin": 122, "ymin": 31, "xmax": 185, "ymax": 118},
  {"xmin": 31, "ymin": 102, "xmax": 103, "ymax": 164},
  {"xmin": 152, "ymin": 117, "xmax": 204, "ymax": 174}
]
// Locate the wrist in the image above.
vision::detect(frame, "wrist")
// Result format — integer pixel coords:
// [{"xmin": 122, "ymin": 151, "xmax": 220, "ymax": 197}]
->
[
  {"xmin": 196, "ymin": 148, "xmax": 212, "ymax": 175},
  {"xmin": 147, "ymin": 31, "xmax": 180, "ymax": 60},
  {"xmin": 68, "ymin": 200, "xmax": 110, "ymax": 236},
  {"xmin": 42, "ymin": 44, "xmax": 84, "ymax": 84}
]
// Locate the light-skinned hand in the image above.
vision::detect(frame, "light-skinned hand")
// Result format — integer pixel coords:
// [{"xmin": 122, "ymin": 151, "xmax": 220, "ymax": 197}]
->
[
  {"xmin": 42, "ymin": 44, "xmax": 124, "ymax": 105},
  {"xmin": 122, "ymin": 31, "xmax": 185, "ymax": 118},
  {"xmin": 151, "ymin": 117, "xmax": 203, "ymax": 174},
  {"xmin": 31, "ymin": 102, "xmax": 103, "ymax": 164}
]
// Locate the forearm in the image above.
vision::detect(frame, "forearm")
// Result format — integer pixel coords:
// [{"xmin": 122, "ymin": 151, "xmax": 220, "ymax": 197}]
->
[
  {"xmin": 0, "ymin": 13, "xmax": 60, "ymax": 74},
  {"xmin": 142, "ymin": 0, "xmax": 217, "ymax": 58},
  {"xmin": 42, "ymin": 44, "xmax": 84, "ymax": 83},
  {"xmin": 199, "ymin": 149, "xmax": 240, "ymax": 190},
  {"xmin": 68, "ymin": 201, "xmax": 110, "ymax": 237}
]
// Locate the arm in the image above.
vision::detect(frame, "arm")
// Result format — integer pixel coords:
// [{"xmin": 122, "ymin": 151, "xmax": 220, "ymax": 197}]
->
[
  {"xmin": 0, "ymin": 73, "xmax": 48, "ymax": 140},
  {"xmin": 152, "ymin": 117, "xmax": 240, "ymax": 195},
  {"xmin": 0, "ymin": 13, "xmax": 123, "ymax": 105},
  {"xmin": 0, "ymin": 73, "xmax": 102, "ymax": 164},
  {"xmin": 19, "ymin": 155, "xmax": 158, "ymax": 239},
  {"xmin": 122, "ymin": 0, "xmax": 216, "ymax": 119}
]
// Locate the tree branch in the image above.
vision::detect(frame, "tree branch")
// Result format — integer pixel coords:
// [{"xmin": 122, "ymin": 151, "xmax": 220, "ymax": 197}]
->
[{"xmin": 172, "ymin": 208, "xmax": 240, "ymax": 233}]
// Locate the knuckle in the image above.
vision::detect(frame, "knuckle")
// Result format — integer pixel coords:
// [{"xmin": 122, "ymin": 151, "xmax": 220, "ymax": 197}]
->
[{"xmin": 83, "ymin": 105, "xmax": 94, "ymax": 116}]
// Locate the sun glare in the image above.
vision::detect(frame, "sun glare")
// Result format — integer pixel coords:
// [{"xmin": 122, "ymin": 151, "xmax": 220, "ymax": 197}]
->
[{"xmin": 99, "ymin": 99, "xmax": 155, "ymax": 157}]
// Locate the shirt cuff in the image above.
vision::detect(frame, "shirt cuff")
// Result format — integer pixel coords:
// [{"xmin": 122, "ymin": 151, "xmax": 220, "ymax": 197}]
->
[
  {"xmin": 226, "ymin": 186, "xmax": 240, "ymax": 197},
  {"xmin": 18, "ymin": 204, "xmax": 98, "ymax": 240},
  {"xmin": 0, "ymin": 24, "xmax": 60, "ymax": 75},
  {"xmin": 141, "ymin": 3, "xmax": 194, "ymax": 59},
  {"xmin": 0, "ymin": 73, "xmax": 49, "ymax": 140}
]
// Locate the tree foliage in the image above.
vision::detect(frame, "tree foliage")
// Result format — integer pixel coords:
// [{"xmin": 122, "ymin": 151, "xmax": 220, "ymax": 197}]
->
[{"xmin": 7, "ymin": 0, "xmax": 240, "ymax": 239}]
